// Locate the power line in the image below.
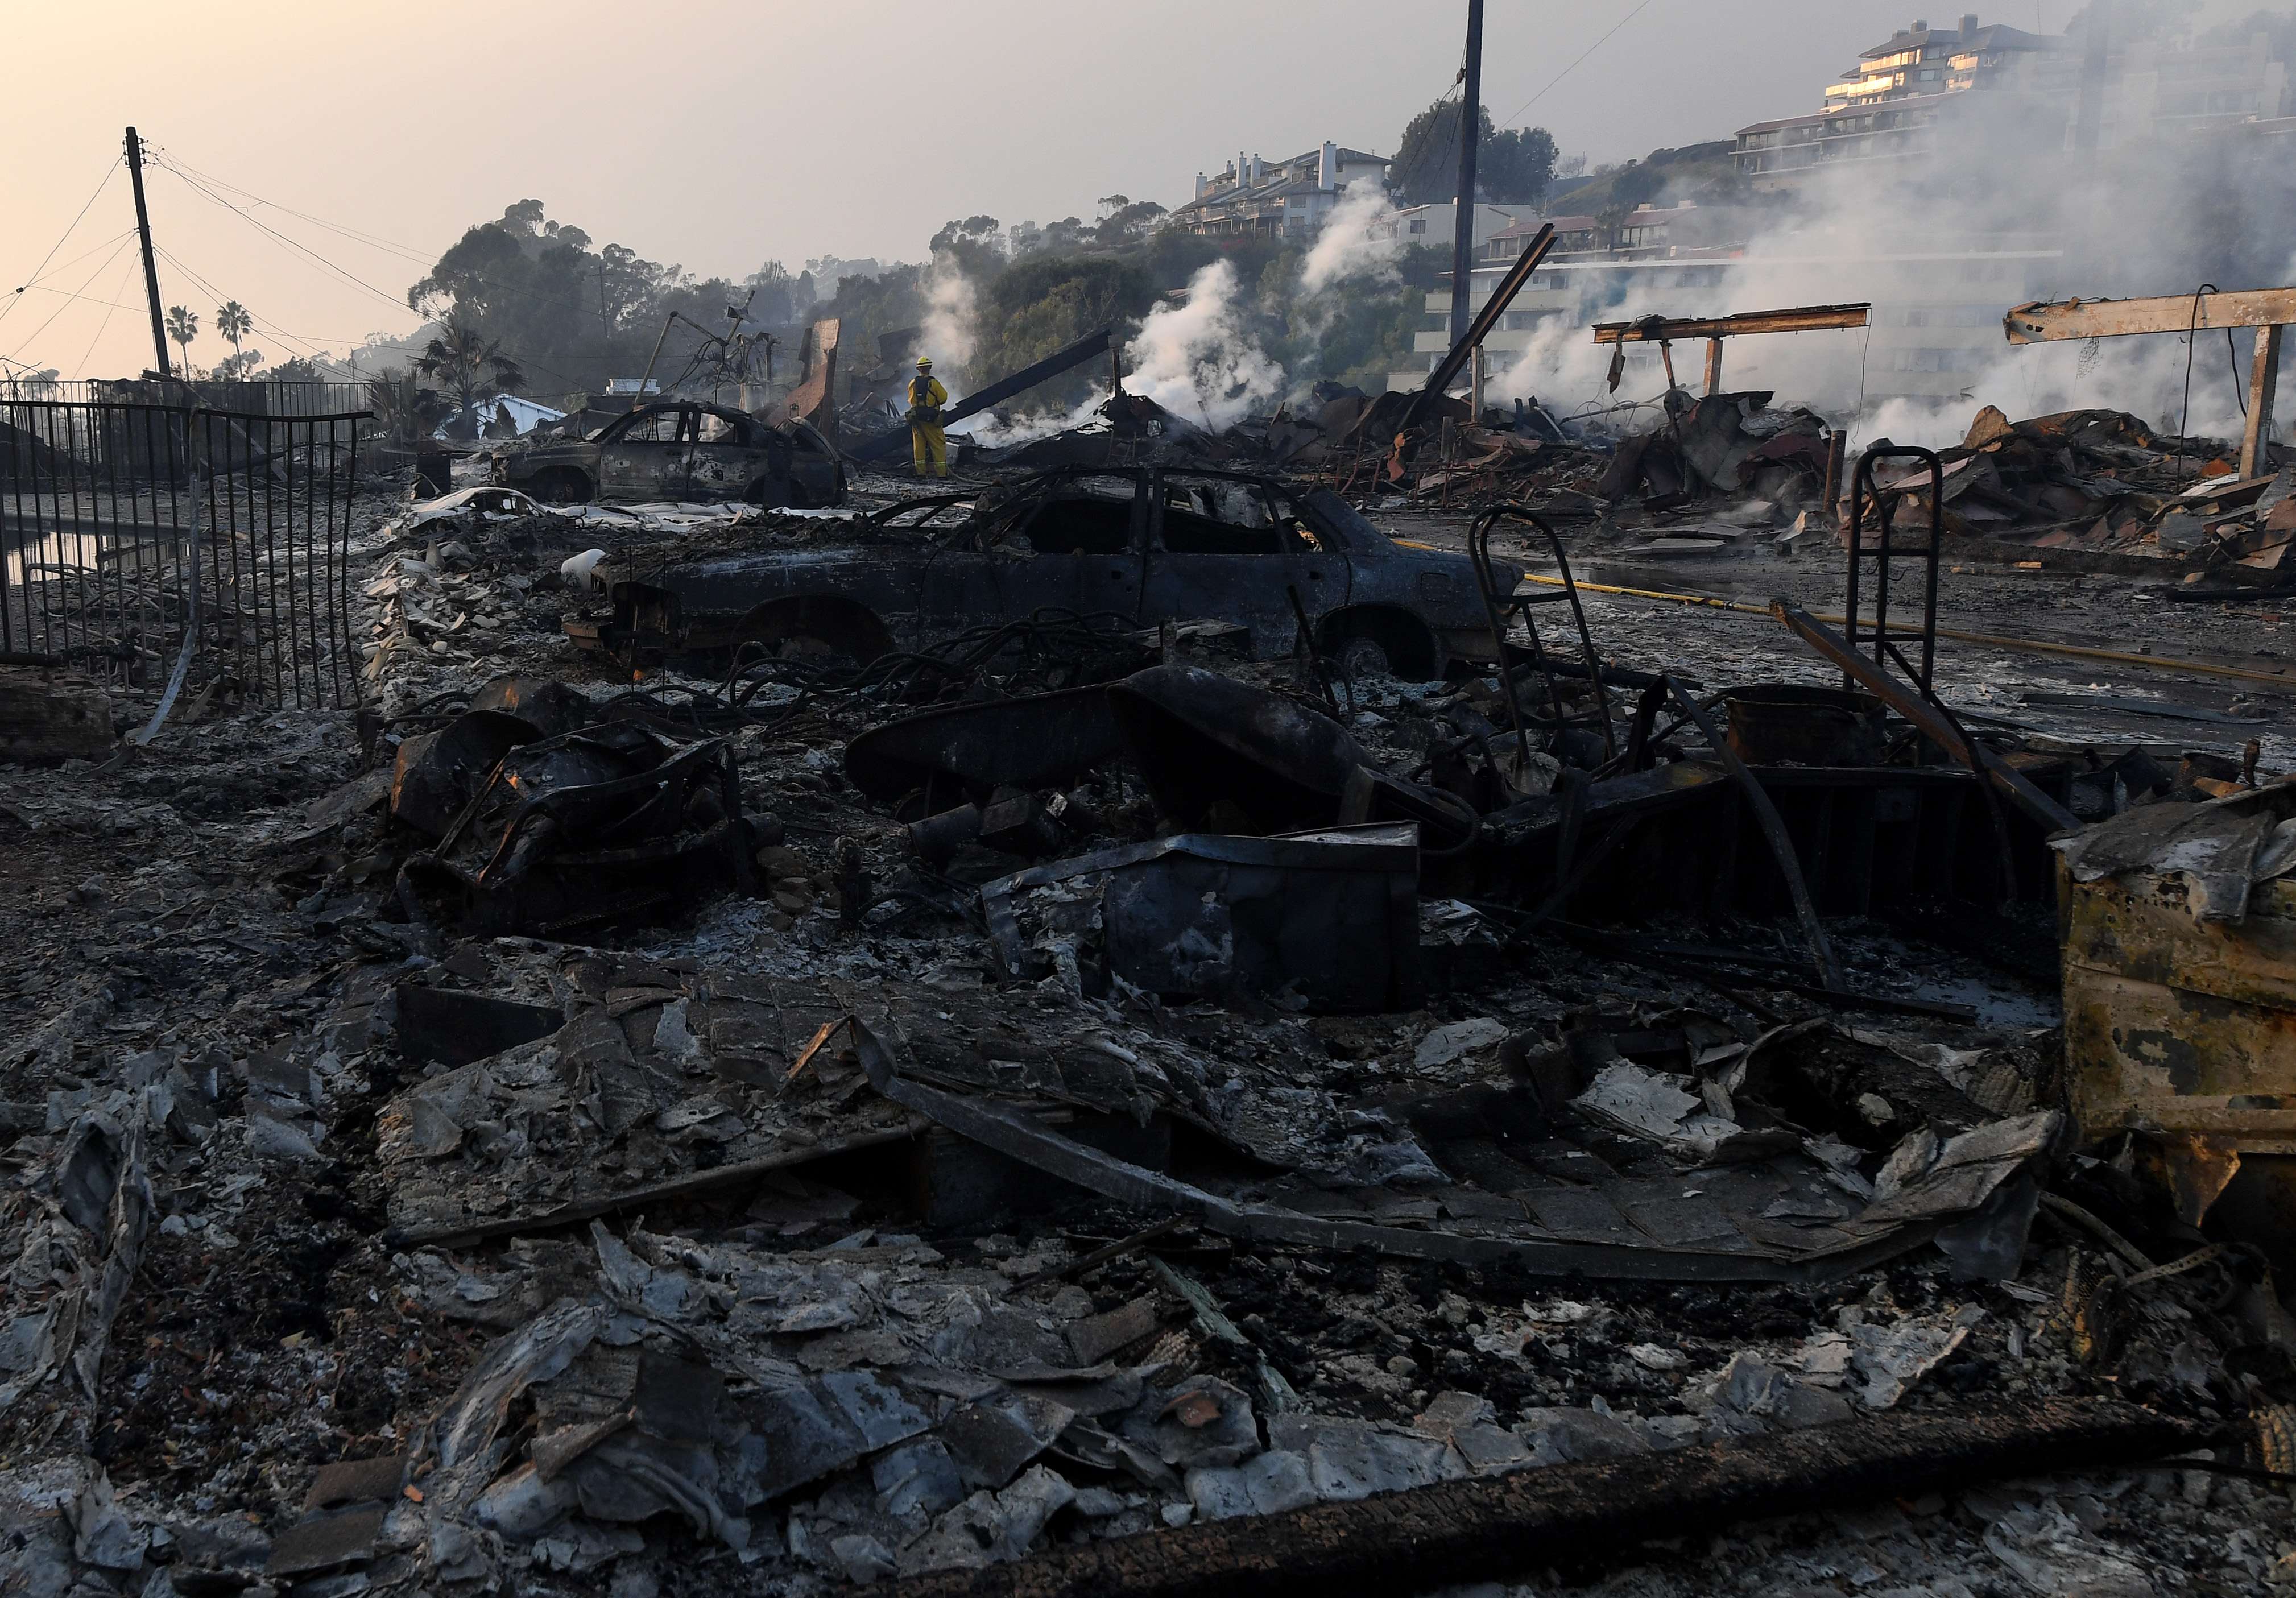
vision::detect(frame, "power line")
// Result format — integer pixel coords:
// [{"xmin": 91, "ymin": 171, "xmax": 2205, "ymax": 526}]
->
[
  {"xmin": 152, "ymin": 156, "xmax": 417, "ymax": 317},
  {"xmin": 73, "ymin": 251, "xmax": 141, "ymax": 376},
  {"xmin": 10, "ymin": 228, "xmax": 139, "ymax": 295},
  {"xmin": 148, "ymin": 148, "xmax": 619, "ymax": 346},
  {"xmin": 1492, "ymin": 0, "xmax": 1657, "ymax": 127},
  {"xmin": 0, "ymin": 156, "xmax": 123, "ymax": 331},
  {"xmin": 3, "ymin": 233, "xmax": 138, "ymax": 363},
  {"xmin": 152, "ymin": 243, "xmax": 334, "ymax": 365},
  {"xmin": 144, "ymin": 148, "xmax": 438, "ymax": 267}
]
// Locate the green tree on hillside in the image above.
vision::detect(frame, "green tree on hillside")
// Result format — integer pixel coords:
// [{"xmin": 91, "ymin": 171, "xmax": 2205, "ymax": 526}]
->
[{"xmin": 1391, "ymin": 100, "xmax": 1557, "ymax": 206}]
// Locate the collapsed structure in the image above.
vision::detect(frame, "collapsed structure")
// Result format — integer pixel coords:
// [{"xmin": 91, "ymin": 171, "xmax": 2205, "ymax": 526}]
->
[{"xmin": 4, "ymin": 287, "xmax": 2296, "ymax": 1598}]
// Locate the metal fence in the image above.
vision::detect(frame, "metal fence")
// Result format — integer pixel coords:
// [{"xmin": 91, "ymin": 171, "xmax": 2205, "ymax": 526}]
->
[
  {"xmin": 0, "ymin": 400, "xmax": 369, "ymax": 711},
  {"xmin": 0, "ymin": 378, "xmax": 370, "ymax": 416}
]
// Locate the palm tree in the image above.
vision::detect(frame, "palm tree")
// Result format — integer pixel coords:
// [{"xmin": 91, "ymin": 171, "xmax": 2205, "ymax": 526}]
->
[
  {"xmin": 415, "ymin": 321, "xmax": 524, "ymax": 440},
  {"xmin": 216, "ymin": 302, "xmax": 253, "ymax": 372},
  {"xmin": 364, "ymin": 373, "xmax": 448, "ymax": 442},
  {"xmin": 164, "ymin": 305, "xmax": 199, "ymax": 378}
]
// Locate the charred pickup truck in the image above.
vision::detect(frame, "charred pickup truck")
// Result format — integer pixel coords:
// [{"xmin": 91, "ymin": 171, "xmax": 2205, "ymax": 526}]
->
[
  {"xmin": 491, "ymin": 400, "xmax": 845, "ymax": 507},
  {"xmin": 563, "ymin": 466, "xmax": 1516, "ymax": 677}
]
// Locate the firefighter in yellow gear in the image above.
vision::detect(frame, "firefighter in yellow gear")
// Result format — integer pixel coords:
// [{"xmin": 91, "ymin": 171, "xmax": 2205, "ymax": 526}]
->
[{"xmin": 908, "ymin": 356, "xmax": 950, "ymax": 478}]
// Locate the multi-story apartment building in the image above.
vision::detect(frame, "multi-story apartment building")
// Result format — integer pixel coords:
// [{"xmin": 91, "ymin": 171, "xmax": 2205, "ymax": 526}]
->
[
  {"xmin": 1734, "ymin": 13, "xmax": 2289, "ymax": 191},
  {"xmin": 1170, "ymin": 144, "xmax": 1391, "ymax": 241}
]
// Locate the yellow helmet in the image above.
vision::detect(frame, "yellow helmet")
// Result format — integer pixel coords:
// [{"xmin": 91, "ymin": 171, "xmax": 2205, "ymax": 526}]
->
[{"xmin": 916, "ymin": 355, "xmax": 933, "ymax": 369}]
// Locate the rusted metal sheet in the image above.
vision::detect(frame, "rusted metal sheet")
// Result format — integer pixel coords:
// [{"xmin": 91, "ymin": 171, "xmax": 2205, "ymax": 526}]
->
[
  {"xmin": 2059, "ymin": 781, "xmax": 2296, "ymax": 1257},
  {"xmin": 783, "ymin": 317, "xmax": 841, "ymax": 444},
  {"xmin": 2064, "ymin": 867, "xmax": 2296, "ymax": 1155}
]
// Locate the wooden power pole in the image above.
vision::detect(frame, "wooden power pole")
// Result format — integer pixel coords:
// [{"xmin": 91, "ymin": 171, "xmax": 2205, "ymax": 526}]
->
[
  {"xmin": 1448, "ymin": 0, "xmax": 1484, "ymax": 350},
  {"xmin": 124, "ymin": 127, "xmax": 172, "ymax": 380}
]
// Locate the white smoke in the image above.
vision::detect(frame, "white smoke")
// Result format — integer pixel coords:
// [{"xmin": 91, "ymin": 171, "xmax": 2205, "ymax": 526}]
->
[
  {"xmin": 1122, "ymin": 260, "xmax": 1285, "ymax": 431},
  {"xmin": 919, "ymin": 251, "xmax": 979, "ymax": 399},
  {"xmin": 1482, "ymin": 94, "xmax": 2285, "ymax": 454},
  {"xmin": 960, "ymin": 390, "xmax": 1107, "ymax": 448},
  {"xmin": 1298, "ymin": 181, "xmax": 1404, "ymax": 295}
]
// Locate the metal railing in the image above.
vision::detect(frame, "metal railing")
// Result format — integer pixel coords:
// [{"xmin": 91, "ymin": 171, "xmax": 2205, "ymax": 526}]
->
[
  {"xmin": 0, "ymin": 377, "xmax": 370, "ymax": 416},
  {"xmin": 0, "ymin": 400, "xmax": 369, "ymax": 711}
]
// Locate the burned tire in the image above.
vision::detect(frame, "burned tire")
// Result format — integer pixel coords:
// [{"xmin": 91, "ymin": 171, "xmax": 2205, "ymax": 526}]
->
[
  {"xmin": 529, "ymin": 467, "xmax": 594, "ymax": 504},
  {"xmin": 1325, "ymin": 607, "xmax": 1439, "ymax": 682},
  {"xmin": 1337, "ymin": 635, "xmax": 1391, "ymax": 682},
  {"xmin": 732, "ymin": 597, "xmax": 896, "ymax": 667}
]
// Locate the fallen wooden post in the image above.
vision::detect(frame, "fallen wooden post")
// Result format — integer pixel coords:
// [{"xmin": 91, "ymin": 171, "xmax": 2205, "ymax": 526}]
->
[{"xmin": 906, "ymin": 1398, "xmax": 2205, "ymax": 1598}]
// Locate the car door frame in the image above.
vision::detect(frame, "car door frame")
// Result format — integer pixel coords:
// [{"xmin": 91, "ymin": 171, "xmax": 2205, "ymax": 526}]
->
[
  {"xmin": 1140, "ymin": 470, "xmax": 1348, "ymax": 657},
  {"xmin": 979, "ymin": 468, "xmax": 1149, "ymax": 631},
  {"xmin": 595, "ymin": 404, "xmax": 690, "ymax": 502}
]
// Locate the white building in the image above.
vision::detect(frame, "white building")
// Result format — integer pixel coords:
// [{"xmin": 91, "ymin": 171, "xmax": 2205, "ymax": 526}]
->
[{"xmin": 1370, "ymin": 202, "xmax": 1536, "ymax": 253}]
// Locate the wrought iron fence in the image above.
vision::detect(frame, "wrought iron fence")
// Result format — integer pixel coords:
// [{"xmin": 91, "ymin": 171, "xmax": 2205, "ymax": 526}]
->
[
  {"xmin": 0, "ymin": 400, "xmax": 369, "ymax": 711},
  {"xmin": 0, "ymin": 377, "xmax": 370, "ymax": 415}
]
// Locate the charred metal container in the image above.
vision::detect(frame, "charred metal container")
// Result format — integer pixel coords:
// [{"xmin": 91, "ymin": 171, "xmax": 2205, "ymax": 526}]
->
[
  {"xmin": 1724, "ymin": 685, "xmax": 1887, "ymax": 767},
  {"xmin": 397, "ymin": 725, "xmax": 759, "ymax": 937},
  {"xmin": 979, "ymin": 823, "xmax": 1422, "ymax": 1012},
  {"xmin": 2058, "ymin": 784, "xmax": 2296, "ymax": 1270}
]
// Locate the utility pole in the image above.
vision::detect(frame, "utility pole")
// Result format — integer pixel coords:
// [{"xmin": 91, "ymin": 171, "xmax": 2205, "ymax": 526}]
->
[
  {"xmin": 2068, "ymin": 1, "xmax": 2111, "ymax": 284},
  {"xmin": 125, "ymin": 127, "xmax": 172, "ymax": 380},
  {"xmin": 1447, "ymin": 0, "xmax": 1485, "ymax": 350}
]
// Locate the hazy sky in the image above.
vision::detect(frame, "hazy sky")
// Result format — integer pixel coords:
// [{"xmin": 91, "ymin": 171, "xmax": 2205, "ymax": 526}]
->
[{"xmin": 1, "ymin": 0, "xmax": 2275, "ymax": 380}]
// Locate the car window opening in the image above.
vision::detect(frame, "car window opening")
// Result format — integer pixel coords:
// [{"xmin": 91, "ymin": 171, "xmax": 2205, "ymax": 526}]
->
[{"xmin": 1021, "ymin": 495, "xmax": 1133, "ymax": 556}]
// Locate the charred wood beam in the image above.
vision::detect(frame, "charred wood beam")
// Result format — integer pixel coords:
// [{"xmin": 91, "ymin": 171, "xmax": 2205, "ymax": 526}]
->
[
  {"xmin": 849, "ymin": 1016, "xmax": 1937, "ymax": 1284},
  {"xmin": 2002, "ymin": 291, "xmax": 2293, "ymax": 477},
  {"xmin": 847, "ymin": 328, "xmax": 1116, "ymax": 462},
  {"xmin": 1591, "ymin": 304, "xmax": 1871, "ymax": 344},
  {"xmin": 382, "ymin": 1119, "xmax": 925, "ymax": 1249},
  {"xmin": 904, "ymin": 1398, "xmax": 2206, "ymax": 1598},
  {"xmin": 1405, "ymin": 225, "xmax": 1558, "ymax": 431},
  {"xmin": 2004, "ymin": 288, "xmax": 2296, "ymax": 342}
]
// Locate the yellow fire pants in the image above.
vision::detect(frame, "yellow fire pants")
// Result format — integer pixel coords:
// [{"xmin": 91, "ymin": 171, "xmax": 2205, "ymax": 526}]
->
[{"xmin": 911, "ymin": 423, "xmax": 948, "ymax": 477}]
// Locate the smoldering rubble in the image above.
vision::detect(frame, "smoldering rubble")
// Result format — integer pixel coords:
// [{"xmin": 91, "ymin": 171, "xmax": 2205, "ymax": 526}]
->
[{"xmin": 7, "ymin": 395, "xmax": 2296, "ymax": 1598}]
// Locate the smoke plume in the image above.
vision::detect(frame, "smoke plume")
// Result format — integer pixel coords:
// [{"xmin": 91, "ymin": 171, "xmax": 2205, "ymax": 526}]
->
[
  {"xmin": 1298, "ymin": 181, "xmax": 1404, "ymax": 296},
  {"xmin": 1122, "ymin": 260, "xmax": 1285, "ymax": 431},
  {"xmin": 920, "ymin": 251, "xmax": 979, "ymax": 399},
  {"xmin": 1486, "ymin": 78, "xmax": 2296, "ymax": 453}
]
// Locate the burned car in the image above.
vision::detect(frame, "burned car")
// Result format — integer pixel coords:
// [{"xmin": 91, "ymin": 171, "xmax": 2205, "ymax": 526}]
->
[
  {"xmin": 565, "ymin": 466, "xmax": 1516, "ymax": 678},
  {"xmin": 491, "ymin": 400, "xmax": 845, "ymax": 507}
]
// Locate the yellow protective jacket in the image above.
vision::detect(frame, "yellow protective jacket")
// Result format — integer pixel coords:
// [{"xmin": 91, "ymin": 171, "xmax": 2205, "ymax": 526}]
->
[{"xmin": 908, "ymin": 375, "xmax": 948, "ymax": 426}]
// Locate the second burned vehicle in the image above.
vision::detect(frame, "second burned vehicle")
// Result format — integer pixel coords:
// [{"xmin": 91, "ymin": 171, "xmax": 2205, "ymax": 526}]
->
[
  {"xmin": 491, "ymin": 400, "xmax": 845, "ymax": 507},
  {"xmin": 564, "ymin": 466, "xmax": 1517, "ymax": 677}
]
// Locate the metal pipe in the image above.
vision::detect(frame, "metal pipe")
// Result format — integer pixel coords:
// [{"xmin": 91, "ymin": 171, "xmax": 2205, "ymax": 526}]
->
[
  {"xmin": 1664, "ymin": 676, "xmax": 1843, "ymax": 991},
  {"xmin": 1408, "ymin": 225, "xmax": 1557, "ymax": 431}
]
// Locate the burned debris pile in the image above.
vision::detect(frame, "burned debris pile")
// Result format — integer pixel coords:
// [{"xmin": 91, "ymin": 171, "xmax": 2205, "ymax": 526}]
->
[
  {"xmin": 1865, "ymin": 406, "xmax": 2296, "ymax": 571},
  {"xmin": 5, "ymin": 436, "xmax": 2296, "ymax": 1598}
]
